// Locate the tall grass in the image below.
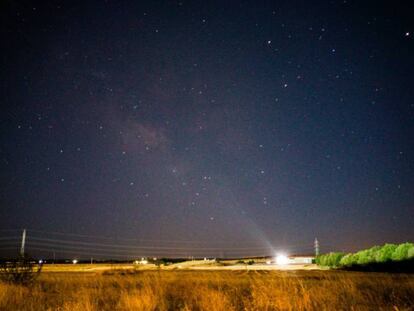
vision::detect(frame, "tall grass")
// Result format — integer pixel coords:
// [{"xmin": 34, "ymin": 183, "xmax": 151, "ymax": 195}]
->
[{"xmin": 0, "ymin": 270, "xmax": 413, "ymax": 310}]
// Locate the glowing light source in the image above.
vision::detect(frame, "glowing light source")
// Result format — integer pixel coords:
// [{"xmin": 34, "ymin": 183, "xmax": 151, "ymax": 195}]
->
[
  {"xmin": 275, "ymin": 254, "xmax": 289, "ymax": 265},
  {"xmin": 72, "ymin": 259, "xmax": 78, "ymax": 264}
]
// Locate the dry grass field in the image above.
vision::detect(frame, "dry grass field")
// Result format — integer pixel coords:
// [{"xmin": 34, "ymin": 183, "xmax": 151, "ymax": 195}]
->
[{"xmin": 0, "ymin": 268, "xmax": 413, "ymax": 311}]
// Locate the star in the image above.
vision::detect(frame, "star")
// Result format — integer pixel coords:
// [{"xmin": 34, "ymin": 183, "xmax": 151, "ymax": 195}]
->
[{"xmin": 2, "ymin": 0, "xmax": 414, "ymax": 261}]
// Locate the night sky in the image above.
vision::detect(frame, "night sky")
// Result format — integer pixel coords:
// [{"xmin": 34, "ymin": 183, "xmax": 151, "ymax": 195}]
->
[{"xmin": 1, "ymin": 1, "xmax": 413, "ymax": 258}]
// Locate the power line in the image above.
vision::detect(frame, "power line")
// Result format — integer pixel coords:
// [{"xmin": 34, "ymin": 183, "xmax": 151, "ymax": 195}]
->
[
  {"xmin": 25, "ymin": 247, "xmax": 141, "ymax": 259},
  {"xmin": 26, "ymin": 241, "xmax": 292, "ymax": 256},
  {"xmin": 25, "ymin": 245, "xmax": 272, "ymax": 258},
  {"xmin": 0, "ymin": 229, "xmax": 321, "ymax": 258},
  {"xmin": 27, "ymin": 229, "xmax": 245, "ymax": 244},
  {"xmin": 27, "ymin": 236, "xmax": 282, "ymax": 251},
  {"xmin": 26, "ymin": 228, "xmax": 316, "ymax": 248},
  {"xmin": 0, "ymin": 236, "xmax": 20, "ymax": 241}
]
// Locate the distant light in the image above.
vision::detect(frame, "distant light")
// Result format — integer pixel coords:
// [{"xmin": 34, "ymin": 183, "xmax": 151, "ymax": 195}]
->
[
  {"xmin": 266, "ymin": 260, "xmax": 272, "ymax": 265},
  {"xmin": 72, "ymin": 259, "xmax": 78, "ymax": 264},
  {"xmin": 275, "ymin": 254, "xmax": 289, "ymax": 265},
  {"xmin": 38, "ymin": 259, "xmax": 43, "ymax": 264},
  {"xmin": 405, "ymin": 32, "xmax": 410, "ymax": 37}
]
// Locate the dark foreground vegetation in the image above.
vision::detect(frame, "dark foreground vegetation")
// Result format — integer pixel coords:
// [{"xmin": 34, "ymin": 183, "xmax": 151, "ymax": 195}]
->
[
  {"xmin": 0, "ymin": 270, "xmax": 413, "ymax": 310},
  {"xmin": 316, "ymin": 242, "xmax": 414, "ymax": 271},
  {"xmin": 0, "ymin": 255, "xmax": 42, "ymax": 285}
]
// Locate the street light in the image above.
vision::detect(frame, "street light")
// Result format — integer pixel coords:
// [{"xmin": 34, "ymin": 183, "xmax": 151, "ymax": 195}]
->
[{"xmin": 275, "ymin": 254, "xmax": 289, "ymax": 265}]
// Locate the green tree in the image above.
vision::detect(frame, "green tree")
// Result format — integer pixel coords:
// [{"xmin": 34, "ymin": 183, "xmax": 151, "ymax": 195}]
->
[
  {"xmin": 316, "ymin": 252, "xmax": 344, "ymax": 267},
  {"xmin": 339, "ymin": 253, "xmax": 357, "ymax": 266},
  {"xmin": 391, "ymin": 243, "xmax": 414, "ymax": 261},
  {"xmin": 407, "ymin": 245, "xmax": 414, "ymax": 258},
  {"xmin": 375, "ymin": 244, "xmax": 397, "ymax": 263},
  {"xmin": 355, "ymin": 246, "xmax": 380, "ymax": 265}
]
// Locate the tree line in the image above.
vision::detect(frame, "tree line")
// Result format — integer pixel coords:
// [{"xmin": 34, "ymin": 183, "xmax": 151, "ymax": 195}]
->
[{"xmin": 315, "ymin": 242, "xmax": 414, "ymax": 268}]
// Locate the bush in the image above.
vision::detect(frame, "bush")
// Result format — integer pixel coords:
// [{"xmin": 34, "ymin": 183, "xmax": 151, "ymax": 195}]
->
[{"xmin": 0, "ymin": 255, "xmax": 42, "ymax": 285}]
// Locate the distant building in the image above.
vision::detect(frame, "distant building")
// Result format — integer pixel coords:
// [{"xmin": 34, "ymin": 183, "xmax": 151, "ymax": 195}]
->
[
  {"xmin": 270, "ymin": 255, "xmax": 314, "ymax": 265},
  {"xmin": 288, "ymin": 256, "xmax": 314, "ymax": 264}
]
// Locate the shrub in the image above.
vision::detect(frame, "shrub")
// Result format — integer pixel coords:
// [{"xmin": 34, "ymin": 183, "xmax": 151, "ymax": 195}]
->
[{"xmin": 0, "ymin": 255, "xmax": 42, "ymax": 285}]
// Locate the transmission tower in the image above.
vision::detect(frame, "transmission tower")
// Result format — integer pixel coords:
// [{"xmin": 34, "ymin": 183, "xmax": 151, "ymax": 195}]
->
[{"xmin": 314, "ymin": 238, "xmax": 319, "ymax": 256}]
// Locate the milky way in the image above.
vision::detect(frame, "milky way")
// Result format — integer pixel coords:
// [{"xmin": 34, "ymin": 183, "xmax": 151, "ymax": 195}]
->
[{"xmin": 1, "ymin": 1, "xmax": 413, "ymax": 258}]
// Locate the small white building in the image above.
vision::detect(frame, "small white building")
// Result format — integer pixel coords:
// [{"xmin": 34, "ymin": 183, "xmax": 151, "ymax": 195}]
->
[
  {"xmin": 272, "ymin": 254, "xmax": 314, "ymax": 265},
  {"xmin": 289, "ymin": 256, "xmax": 314, "ymax": 264}
]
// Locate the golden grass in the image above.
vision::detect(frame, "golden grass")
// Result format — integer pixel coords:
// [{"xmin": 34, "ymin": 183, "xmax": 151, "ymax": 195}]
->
[{"xmin": 0, "ymin": 270, "xmax": 413, "ymax": 310}]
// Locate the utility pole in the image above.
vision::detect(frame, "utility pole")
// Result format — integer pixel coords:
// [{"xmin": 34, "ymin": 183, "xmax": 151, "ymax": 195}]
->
[
  {"xmin": 314, "ymin": 238, "xmax": 320, "ymax": 257},
  {"xmin": 20, "ymin": 229, "xmax": 26, "ymax": 257}
]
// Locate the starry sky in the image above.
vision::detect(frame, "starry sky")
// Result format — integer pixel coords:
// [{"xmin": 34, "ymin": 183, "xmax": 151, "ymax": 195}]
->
[{"xmin": 1, "ymin": 1, "xmax": 413, "ymax": 258}]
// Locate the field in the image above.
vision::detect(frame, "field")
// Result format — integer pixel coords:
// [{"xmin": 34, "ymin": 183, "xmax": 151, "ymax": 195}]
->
[{"xmin": 0, "ymin": 264, "xmax": 413, "ymax": 310}]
